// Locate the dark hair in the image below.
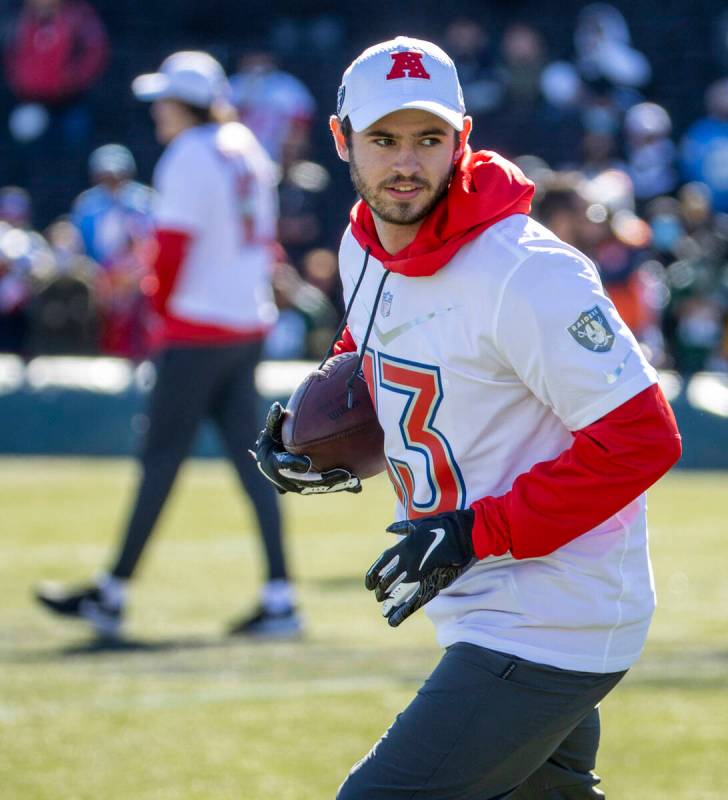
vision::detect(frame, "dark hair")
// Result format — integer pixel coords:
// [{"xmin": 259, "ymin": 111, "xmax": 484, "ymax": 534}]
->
[
  {"xmin": 339, "ymin": 115, "xmax": 353, "ymax": 145},
  {"xmin": 179, "ymin": 102, "xmax": 215, "ymax": 125},
  {"xmin": 178, "ymin": 100, "xmax": 238, "ymax": 125},
  {"xmin": 534, "ymin": 176, "xmax": 585, "ymax": 225}
]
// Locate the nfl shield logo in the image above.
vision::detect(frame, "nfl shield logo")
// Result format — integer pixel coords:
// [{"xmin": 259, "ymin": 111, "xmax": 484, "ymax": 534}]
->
[
  {"xmin": 381, "ymin": 291, "xmax": 393, "ymax": 318},
  {"xmin": 568, "ymin": 305, "xmax": 615, "ymax": 353}
]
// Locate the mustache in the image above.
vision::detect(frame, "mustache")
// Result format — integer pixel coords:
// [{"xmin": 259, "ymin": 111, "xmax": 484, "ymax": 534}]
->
[{"xmin": 379, "ymin": 176, "xmax": 431, "ymax": 190}]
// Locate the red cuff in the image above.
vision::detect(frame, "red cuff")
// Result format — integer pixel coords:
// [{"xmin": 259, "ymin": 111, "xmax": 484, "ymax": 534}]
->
[{"xmin": 470, "ymin": 384, "xmax": 682, "ymax": 560}]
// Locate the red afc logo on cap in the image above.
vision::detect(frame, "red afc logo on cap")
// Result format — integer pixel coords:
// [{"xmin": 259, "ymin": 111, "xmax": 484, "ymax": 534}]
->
[{"xmin": 386, "ymin": 51, "xmax": 431, "ymax": 80}]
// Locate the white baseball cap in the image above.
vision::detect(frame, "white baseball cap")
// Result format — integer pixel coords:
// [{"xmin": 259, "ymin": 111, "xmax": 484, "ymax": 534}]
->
[
  {"xmin": 132, "ymin": 51, "xmax": 229, "ymax": 109},
  {"xmin": 337, "ymin": 36, "xmax": 465, "ymax": 132}
]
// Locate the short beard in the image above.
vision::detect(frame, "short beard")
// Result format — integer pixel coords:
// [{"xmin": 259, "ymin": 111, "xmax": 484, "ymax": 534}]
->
[{"xmin": 349, "ymin": 155, "xmax": 454, "ymax": 226}]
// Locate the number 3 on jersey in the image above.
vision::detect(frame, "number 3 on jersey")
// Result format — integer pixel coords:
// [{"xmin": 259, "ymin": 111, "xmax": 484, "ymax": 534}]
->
[{"xmin": 362, "ymin": 350, "xmax": 465, "ymax": 518}]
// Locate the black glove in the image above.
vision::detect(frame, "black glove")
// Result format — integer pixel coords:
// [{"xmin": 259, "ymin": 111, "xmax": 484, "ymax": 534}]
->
[
  {"xmin": 365, "ymin": 510, "xmax": 475, "ymax": 627},
  {"xmin": 253, "ymin": 402, "xmax": 362, "ymax": 495}
]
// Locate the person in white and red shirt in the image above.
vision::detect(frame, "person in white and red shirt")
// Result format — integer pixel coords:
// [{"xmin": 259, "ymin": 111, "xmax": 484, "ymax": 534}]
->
[
  {"xmin": 36, "ymin": 51, "xmax": 301, "ymax": 640},
  {"xmin": 255, "ymin": 37, "xmax": 681, "ymax": 798}
]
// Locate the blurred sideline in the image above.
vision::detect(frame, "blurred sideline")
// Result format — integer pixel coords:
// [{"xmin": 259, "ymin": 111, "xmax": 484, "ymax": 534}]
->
[{"xmin": 1, "ymin": 354, "xmax": 726, "ymax": 468}]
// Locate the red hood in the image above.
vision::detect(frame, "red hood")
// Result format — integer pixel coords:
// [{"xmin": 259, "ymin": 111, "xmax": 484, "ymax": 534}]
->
[{"xmin": 350, "ymin": 147, "xmax": 535, "ymax": 277}]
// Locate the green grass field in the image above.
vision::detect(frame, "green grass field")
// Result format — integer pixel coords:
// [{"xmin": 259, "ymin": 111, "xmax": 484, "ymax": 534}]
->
[{"xmin": 0, "ymin": 458, "xmax": 726, "ymax": 799}]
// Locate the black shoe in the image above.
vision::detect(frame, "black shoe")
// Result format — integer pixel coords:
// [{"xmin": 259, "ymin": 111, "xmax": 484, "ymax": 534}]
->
[
  {"xmin": 34, "ymin": 582, "xmax": 123, "ymax": 638},
  {"xmin": 228, "ymin": 606, "xmax": 303, "ymax": 638}
]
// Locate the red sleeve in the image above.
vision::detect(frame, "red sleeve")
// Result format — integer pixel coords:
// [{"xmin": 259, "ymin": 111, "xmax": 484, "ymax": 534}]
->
[
  {"xmin": 470, "ymin": 384, "xmax": 682, "ymax": 560},
  {"xmin": 144, "ymin": 229, "xmax": 192, "ymax": 315},
  {"xmin": 332, "ymin": 325, "xmax": 358, "ymax": 354}
]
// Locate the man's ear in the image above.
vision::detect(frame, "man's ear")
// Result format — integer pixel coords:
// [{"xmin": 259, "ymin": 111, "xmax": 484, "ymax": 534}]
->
[
  {"xmin": 329, "ymin": 115, "xmax": 350, "ymax": 162},
  {"xmin": 454, "ymin": 116, "xmax": 473, "ymax": 162}
]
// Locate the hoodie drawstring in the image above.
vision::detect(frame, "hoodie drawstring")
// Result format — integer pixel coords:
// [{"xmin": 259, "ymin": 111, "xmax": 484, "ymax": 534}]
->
[
  {"xmin": 319, "ymin": 247, "xmax": 371, "ymax": 368},
  {"xmin": 345, "ymin": 267, "xmax": 390, "ymax": 409},
  {"xmin": 317, "ymin": 244, "xmax": 390, "ymax": 409}
]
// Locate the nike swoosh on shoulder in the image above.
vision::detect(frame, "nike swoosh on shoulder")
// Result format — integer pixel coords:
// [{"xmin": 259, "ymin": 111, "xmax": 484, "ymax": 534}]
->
[{"xmin": 419, "ymin": 527, "xmax": 446, "ymax": 571}]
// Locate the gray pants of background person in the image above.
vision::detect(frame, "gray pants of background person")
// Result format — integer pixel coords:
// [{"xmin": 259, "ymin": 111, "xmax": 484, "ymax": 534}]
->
[
  {"xmin": 108, "ymin": 340, "xmax": 287, "ymax": 581},
  {"xmin": 337, "ymin": 643, "xmax": 626, "ymax": 800}
]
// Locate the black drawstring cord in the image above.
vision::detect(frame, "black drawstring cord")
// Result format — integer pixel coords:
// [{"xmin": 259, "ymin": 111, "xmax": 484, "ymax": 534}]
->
[
  {"xmin": 318, "ymin": 247, "xmax": 371, "ymax": 369},
  {"xmin": 346, "ymin": 268, "xmax": 390, "ymax": 408}
]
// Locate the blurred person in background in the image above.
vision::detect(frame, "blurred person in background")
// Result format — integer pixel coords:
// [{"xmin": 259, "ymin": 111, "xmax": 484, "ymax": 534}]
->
[
  {"xmin": 645, "ymin": 195, "xmax": 686, "ymax": 265},
  {"xmin": 0, "ymin": 185, "xmax": 33, "ymax": 229},
  {"xmin": 0, "ymin": 192, "xmax": 38, "ymax": 353},
  {"xmin": 444, "ymin": 18, "xmax": 503, "ymax": 146},
  {"xmin": 35, "ymin": 51, "xmax": 301, "ymax": 639},
  {"xmin": 72, "ymin": 144, "xmax": 154, "ymax": 358},
  {"xmin": 571, "ymin": 88, "xmax": 626, "ymax": 180},
  {"xmin": 488, "ymin": 22, "xmax": 547, "ymax": 158},
  {"xmin": 532, "ymin": 172, "xmax": 590, "ymax": 251},
  {"xmin": 277, "ymin": 155, "xmax": 331, "ymax": 269},
  {"xmin": 650, "ymin": 184, "xmax": 728, "ymax": 373},
  {"xmin": 681, "ymin": 78, "xmax": 728, "ymax": 213},
  {"xmin": 3, "ymin": 0, "xmax": 108, "ymax": 221},
  {"xmin": 25, "ymin": 217, "xmax": 101, "ymax": 356},
  {"xmin": 547, "ymin": 3, "xmax": 652, "ymax": 180},
  {"xmin": 262, "ymin": 259, "xmax": 337, "ymax": 361},
  {"xmin": 299, "ymin": 247, "xmax": 344, "ymax": 358},
  {"xmin": 73, "ymin": 144, "xmax": 153, "ymax": 266},
  {"xmin": 301, "ymin": 247, "xmax": 343, "ymax": 313},
  {"xmin": 0, "ymin": 203, "xmax": 101, "ymax": 357},
  {"xmin": 663, "ymin": 276, "xmax": 726, "ymax": 374},
  {"xmin": 677, "ymin": 181, "xmax": 728, "ymax": 267},
  {"xmin": 229, "ymin": 48, "xmax": 315, "ymax": 167},
  {"xmin": 0, "ymin": 188, "xmax": 64, "ymax": 355},
  {"xmin": 537, "ymin": 61, "xmax": 586, "ymax": 167},
  {"xmin": 624, "ymin": 102, "xmax": 678, "ymax": 205},
  {"xmin": 572, "ymin": 2, "xmax": 651, "ymax": 108}
]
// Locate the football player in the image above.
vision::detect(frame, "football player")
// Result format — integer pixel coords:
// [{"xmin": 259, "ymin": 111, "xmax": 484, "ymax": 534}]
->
[{"xmin": 256, "ymin": 37, "xmax": 681, "ymax": 799}]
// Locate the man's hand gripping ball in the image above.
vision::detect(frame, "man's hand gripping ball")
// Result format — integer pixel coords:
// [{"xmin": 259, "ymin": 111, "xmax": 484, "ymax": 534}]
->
[
  {"xmin": 253, "ymin": 402, "xmax": 362, "ymax": 495},
  {"xmin": 366, "ymin": 510, "xmax": 476, "ymax": 627}
]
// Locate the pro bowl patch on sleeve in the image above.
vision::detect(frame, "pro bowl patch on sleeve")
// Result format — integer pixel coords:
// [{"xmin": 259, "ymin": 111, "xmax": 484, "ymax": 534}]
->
[{"xmin": 568, "ymin": 305, "xmax": 615, "ymax": 353}]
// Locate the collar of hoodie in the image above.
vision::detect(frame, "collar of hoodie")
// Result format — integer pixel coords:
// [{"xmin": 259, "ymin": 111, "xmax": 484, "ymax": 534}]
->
[{"xmin": 349, "ymin": 146, "xmax": 535, "ymax": 278}]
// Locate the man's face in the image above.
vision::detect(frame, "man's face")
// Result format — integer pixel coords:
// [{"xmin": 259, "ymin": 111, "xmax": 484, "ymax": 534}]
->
[{"xmin": 334, "ymin": 109, "xmax": 467, "ymax": 228}]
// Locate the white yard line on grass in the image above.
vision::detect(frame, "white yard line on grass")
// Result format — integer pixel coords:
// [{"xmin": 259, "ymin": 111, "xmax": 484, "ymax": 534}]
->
[{"xmin": 0, "ymin": 674, "xmax": 404, "ymax": 724}]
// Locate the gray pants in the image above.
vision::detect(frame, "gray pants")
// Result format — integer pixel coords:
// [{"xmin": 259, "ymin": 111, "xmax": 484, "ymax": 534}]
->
[
  {"xmin": 109, "ymin": 341, "xmax": 286, "ymax": 581},
  {"xmin": 338, "ymin": 643, "xmax": 625, "ymax": 800}
]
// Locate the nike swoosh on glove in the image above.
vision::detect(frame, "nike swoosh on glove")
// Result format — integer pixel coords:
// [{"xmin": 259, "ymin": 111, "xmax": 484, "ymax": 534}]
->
[
  {"xmin": 365, "ymin": 510, "xmax": 475, "ymax": 627},
  {"xmin": 252, "ymin": 402, "xmax": 362, "ymax": 495}
]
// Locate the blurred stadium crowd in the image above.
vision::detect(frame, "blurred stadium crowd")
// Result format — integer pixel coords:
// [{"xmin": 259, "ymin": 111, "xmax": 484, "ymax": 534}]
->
[{"xmin": 0, "ymin": 0, "xmax": 727, "ymax": 375}]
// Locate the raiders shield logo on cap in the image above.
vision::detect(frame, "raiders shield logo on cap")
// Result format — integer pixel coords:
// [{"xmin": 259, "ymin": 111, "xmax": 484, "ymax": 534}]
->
[{"xmin": 568, "ymin": 305, "xmax": 615, "ymax": 353}]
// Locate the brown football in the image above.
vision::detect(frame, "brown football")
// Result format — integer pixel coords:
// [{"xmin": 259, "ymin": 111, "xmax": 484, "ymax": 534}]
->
[{"xmin": 281, "ymin": 351, "xmax": 386, "ymax": 479}]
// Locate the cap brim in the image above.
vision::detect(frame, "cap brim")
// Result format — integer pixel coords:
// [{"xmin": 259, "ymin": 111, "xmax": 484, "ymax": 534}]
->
[
  {"xmin": 131, "ymin": 73, "xmax": 171, "ymax": 102},
  {"xmin": 348, "ymin": 99, "xmax": 464, "ymax": 132}
]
